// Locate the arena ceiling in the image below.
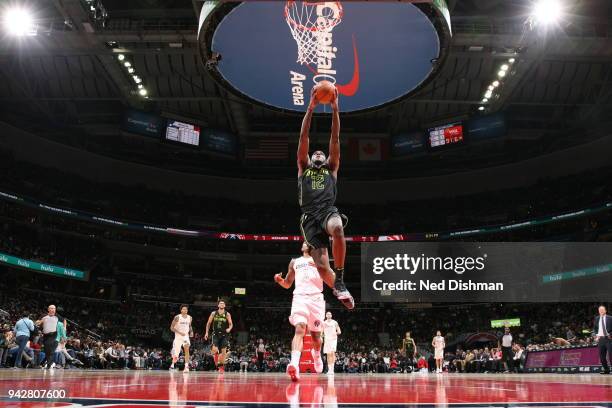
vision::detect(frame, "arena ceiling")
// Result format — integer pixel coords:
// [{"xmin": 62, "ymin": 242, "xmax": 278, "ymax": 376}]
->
[{"xmin": 0, "ymin": 0, "xmax": 610, "ymax": 144}]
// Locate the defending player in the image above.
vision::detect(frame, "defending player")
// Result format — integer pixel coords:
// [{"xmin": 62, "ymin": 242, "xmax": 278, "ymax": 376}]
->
[
  {"xmin": 204, "ymin": 300, "xmax": 233, "ymax": 373},
  {"xmin": 297, "ymin": 86, "xmax": 354, "ymax": 310},
  {"xmin": 322, "ymin": 311, "xmax": 341, "ymax": 375},
  {"xmin": 274, "ymin": 242, "xmax": 325, "ymax": 381},
  {"xmin": 169, "ymin": 305, "xmax": 193, "ymax": 372}
]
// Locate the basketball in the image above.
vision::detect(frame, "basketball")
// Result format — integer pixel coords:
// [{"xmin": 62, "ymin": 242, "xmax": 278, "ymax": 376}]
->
[{"xmin": 314, "ymin": 81, "xmax": 336, "ymax": 105}]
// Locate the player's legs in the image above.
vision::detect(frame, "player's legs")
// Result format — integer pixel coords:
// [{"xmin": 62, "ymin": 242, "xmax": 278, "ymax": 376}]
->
[
  {"xmin": 307, "ymin": 293, "xmax": 325, "ymax": 374},
  {"xmin": 436, "ymin": 355, "xmax": 442, "ymax": 373},
  {"xmin": 219, "ymin": 347, "xmax": 227, "ymax": 371},
  {"xmin": 182, "ymin": 344, "xmax": 190, "ymax": 372},
  {"xmin": 310, "ymin": 331, "xmax": 324, "ymax": 374},
  {"xmin": 170, "ymin": 337, "xmax": 182, "ymax": 369},
  {"xmin": 325, "ymin": 215, "xmax": 346, "ymax": 275},
  {"xmin": 211, "ymin": 343, "xmax": 219, "ymax": 367},
  {"xmin": 288, "ymin": 322, "xmax": 306, "ymax": 381},
  {"xmin": 324, "ymin": 338, "xmax": 337, "ymax": 374},
  {"xmin": 325, "ymin": 215, "xmax": 354, "ymax": 309},
  {"xmin": 309, "ymin": 247, "xmax": 336, "ymax": 289},
  {"xmin": 327, "ymin": 350, "xmax": 336, "ymax": 374}
]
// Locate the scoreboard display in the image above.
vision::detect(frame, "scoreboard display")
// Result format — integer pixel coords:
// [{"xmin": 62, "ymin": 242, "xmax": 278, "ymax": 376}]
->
[
  {"xmin": 165, "ymin": 120, "xmax": 200, "ymax": 146},
  {"xmin": 428, "ymin": 122, "xmax": 464, "ymax": 147}
]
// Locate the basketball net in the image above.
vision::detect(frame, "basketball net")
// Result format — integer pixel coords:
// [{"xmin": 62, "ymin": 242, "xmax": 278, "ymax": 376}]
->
[{"xmin": 285, "ymin": 1, "xmax": 343, "ymax": 66}]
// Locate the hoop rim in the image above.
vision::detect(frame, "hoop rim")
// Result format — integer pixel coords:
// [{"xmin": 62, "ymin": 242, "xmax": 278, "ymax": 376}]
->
[{"xmin": 284, "ymin": 1, "xmax": 343, "ymax": 32}]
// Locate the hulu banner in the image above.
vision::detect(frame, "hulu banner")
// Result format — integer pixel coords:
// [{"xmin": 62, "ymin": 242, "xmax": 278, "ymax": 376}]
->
[
  {"xmin": 361, "ymin": 242, "xmax": 612, "ymax": 302},
  {"xmin": 0, "ymin": 252, "xmax": 87, "ymax": 281}
]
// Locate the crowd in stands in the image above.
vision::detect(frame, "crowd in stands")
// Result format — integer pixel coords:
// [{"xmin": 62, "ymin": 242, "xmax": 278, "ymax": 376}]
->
[
  {"xmin": 1, "ymin": 148, "xmax": 612, "ymax": 235},
  {"xmin": 0, "ymin": 271, "xmax": 604, "ymax": 373}
]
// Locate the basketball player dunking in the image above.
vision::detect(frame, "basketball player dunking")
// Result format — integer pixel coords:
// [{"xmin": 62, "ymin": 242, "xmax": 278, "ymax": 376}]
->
[
  {"xmin": 322, "ymin": 311, "xmax": 341, "ymax": 376},
  {"xmin": 205, "ymin": 300, "xmax": 233, "ymax": 373},
  {"xmin": 274, "ymin": 242, "xmax": 326, "ymax": 381},
  {"xmin": 297, "ymin": 87, "xmax": 354, "ymax": 310},
  {"xmin": 169, "ymin": 305, "xmax": 193, "ymax": 372}
]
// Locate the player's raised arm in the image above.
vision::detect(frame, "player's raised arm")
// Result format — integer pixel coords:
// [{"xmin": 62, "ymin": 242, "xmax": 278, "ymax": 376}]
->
[
  {"xmin": 328, "ymin": 88, "xmax": 340, "ymax": 175},
  {"xmin": 298, "ymin": 89, "xmax": 317, "ymax": 175},
  {"xmin": 204, "ymin": 311, "xmax": 215, "ymax": 340},
  {"xmin": 274, "ymin": 259, "xmax": 296, "ymax": 289}
]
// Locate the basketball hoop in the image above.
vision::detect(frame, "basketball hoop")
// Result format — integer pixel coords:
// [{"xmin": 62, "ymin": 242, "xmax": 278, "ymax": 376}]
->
[{"xmin": 285, "ymin": 1, "xmax": 343, "ymax": 65}]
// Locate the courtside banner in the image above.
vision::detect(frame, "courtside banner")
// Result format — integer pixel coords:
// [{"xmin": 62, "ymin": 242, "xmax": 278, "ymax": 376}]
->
[{"xmin": 361, "ymin": 242, "xmax": 612, "ymax": 302}]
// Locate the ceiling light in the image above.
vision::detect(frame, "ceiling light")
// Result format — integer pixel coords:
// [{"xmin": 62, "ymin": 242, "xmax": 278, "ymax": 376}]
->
[
  {"xmin": 117, "ymin": 54, "xmax": 125, "ymax": 61},
  {"xmin": 498, "ymin": 70, "xmax": 507, "ymax": 78},
  {"xmin": 4, "ymin": 8, "xmax": 35, "ymax": 36},
  {"xmin": 139, "ymin": 88, "xmax": 147, "ymax": 96},
  {"xmin": 533, "ymin": 0, "xmax": 563, "ymax": 25}
]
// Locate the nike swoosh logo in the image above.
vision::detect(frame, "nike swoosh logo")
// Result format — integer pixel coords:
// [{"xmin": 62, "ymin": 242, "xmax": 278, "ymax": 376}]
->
[{"xmin": 336, "ymin": 35, "xmax": 360, "ymax": 97}]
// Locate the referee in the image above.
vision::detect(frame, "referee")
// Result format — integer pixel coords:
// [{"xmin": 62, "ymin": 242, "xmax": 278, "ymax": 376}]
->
[
  {"xmin": 499, "ymin": 327, "xmax": 513, "ymax": 373},
  {"xmin": 37, "ymin": 305, "xmax": 63, "ymax": 369}
]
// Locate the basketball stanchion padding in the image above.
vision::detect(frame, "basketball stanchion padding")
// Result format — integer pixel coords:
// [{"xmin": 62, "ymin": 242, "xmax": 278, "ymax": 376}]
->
[{"xmin": 299, "ymin": 332, "xmax": 316, "ymax": 373}]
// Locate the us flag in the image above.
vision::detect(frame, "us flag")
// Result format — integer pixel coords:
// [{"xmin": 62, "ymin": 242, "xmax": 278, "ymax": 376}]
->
[{"xmin": 244, "ymin": 137, "xmax": 288, "ymax": 160}]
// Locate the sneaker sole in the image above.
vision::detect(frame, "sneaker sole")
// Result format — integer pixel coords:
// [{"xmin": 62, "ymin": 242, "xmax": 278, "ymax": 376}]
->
[{"xmin": 340, "ymin": 297, "xmax": 355, "ymax": 310}]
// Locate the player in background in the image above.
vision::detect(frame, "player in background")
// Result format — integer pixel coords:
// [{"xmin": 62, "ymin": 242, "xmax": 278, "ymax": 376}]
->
[
  {"xmin": 401, "ymin": 331, "xmax": 417, "ymax": 372},
  {"xmin": 297, "ymin": 87, "xmax": 354, "ymax": 310},
  {"xmin": 432, "ymin": 330, "xmax": 445, "ymax": 374},
  {"xmin": 169, "ymin": 305, "xmax": 193, "ymax": 372},
  {"xmin": 274, "ymin": 242, "xmax": 326, "ymax": 381},
  {"xmin": 205, "ymin": 300, "xmax": 233, "ymax": 373},
  {"xmin": 322, "ymin": 311, "xmax": 341, "ymax": 375}
]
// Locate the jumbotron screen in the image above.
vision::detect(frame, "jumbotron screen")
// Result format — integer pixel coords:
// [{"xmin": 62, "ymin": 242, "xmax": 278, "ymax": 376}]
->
[
  {"xmin": 428, "ymin": 122, "xmax": 464, "ymax": 147},
  {"xmin": 165, "ymin": 120, "xmax": 200, "ymax": 146}
]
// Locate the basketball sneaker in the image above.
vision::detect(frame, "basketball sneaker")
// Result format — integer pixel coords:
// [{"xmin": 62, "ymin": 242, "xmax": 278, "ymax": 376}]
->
[
  {"xmin": 183, "ymin": 367, "xmax": 190, "ymax": 373},
  {"xmin": 312, "ymin": 349, "xmax": 323, "ymax": 374},
  {"xmin": 333, "ymin": 280, "xmax": 355, "ymax": 310},
  {"xmin": 218, "ymin": 365, "xmax": 225, "ymax": 373},
  {"xmin": 169, "ymin": 365, "xmax": 175, "ymax": 371},
  {"xmin": 287, "ymin": 364, "xmax": 300, "ymax": 382}
]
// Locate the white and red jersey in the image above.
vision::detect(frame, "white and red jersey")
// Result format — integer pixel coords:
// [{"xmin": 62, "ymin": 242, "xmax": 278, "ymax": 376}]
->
[
  {"xmin": 433, "ymin": 335, "xmax": 445, "ymax": 350},
  {"xmin": 293, "ymin": 256, "xmax": 323, "ymax": 295},
  {"xmin": 323, "ymin": 319, "xmax": 339, "ymax": 340},
  {"xmin": 174, "ymin": 314, "xmax": 192, "ymax": 338}
]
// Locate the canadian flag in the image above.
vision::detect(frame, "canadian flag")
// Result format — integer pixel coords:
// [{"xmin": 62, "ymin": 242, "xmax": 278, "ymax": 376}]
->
[{"xmin": 358, "ymin": 139, "xmax": 382, "ymax": 161}]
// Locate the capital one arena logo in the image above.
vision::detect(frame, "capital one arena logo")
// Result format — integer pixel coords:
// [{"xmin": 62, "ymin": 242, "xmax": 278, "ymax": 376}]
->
[
  {"xmin": 205, "ymin": 1, "xmax": 443, "ymax": 112},
  {"xmin": 287, "ymin": 2, "xmax": 360, "ymax": 106}
]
